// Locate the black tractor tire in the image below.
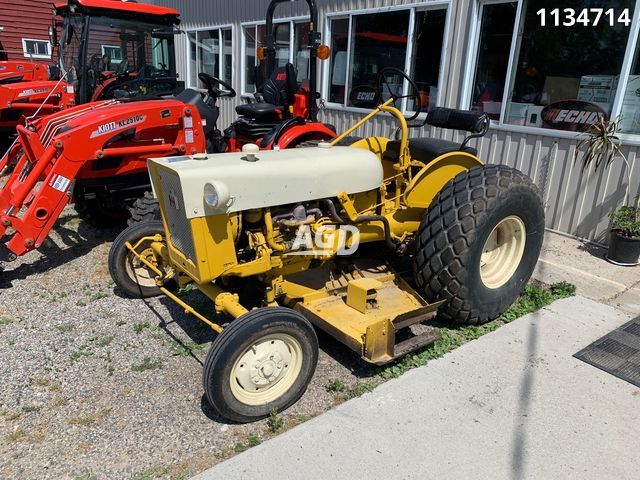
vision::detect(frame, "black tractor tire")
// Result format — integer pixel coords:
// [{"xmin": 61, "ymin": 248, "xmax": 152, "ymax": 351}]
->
[
  {"xmin": 75, "ymin": 197, "xmax": 130, "ymax": 227},
  {"xmin": 128, "ymin": 191, "xmax": 161, "ymax": 225},
  {"xmin": 413, "ymin": 164, "xmax": 545, "ymax": 325},
  {"xmin": 108, "ymin": 220, "xmax": 168, "ymax": 298},
  {"xmin": 203, "ymin": 307, "xmax": 318, "ymax": 423}
]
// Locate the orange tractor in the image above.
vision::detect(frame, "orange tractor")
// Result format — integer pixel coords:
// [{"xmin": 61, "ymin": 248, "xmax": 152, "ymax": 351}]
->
[
  {"xmin": 0, "ymin": 0, "xmax": 336, "ymax": 266},
  {"xmin": 0, "ymin": 0, "xmax": 182, "ymax": 152}
]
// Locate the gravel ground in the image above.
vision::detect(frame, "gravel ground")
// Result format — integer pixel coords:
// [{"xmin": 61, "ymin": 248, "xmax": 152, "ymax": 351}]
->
[{"xmin": 0, "ymin": 208, "xmax": 379, "ymax": 479}]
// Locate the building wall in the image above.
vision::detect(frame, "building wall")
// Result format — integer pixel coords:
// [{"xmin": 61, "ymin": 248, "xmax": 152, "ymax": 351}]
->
[
  {"xmin": 0, "ymin": 0, "xmax": 52, "ymax": 60},
  {"xmin": 155, "ymin": 0, "xmax": 640, "ymax": 245}
]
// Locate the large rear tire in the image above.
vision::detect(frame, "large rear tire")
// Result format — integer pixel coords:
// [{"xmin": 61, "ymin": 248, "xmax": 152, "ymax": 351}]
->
[
  {"xmin": 203, "ymin": 307, "xmax": 318, "ymax": 423},
  {"xmin": 108, "ymin": 220, "xmax": 170, "ymax": 298},
  {"xmin": 413, "ymin": 165, "xmax": 544, "ymax": 325},
  {"xmin": 75, "ymin": 196, "xmax": 129, "ymax": 227},
  {"xmin": 127, "ymin": 191, "xmax": 161, "ymax": 225}
]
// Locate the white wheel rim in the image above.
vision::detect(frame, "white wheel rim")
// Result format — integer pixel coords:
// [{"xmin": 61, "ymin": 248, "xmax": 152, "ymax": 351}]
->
[
  {"xmin": 480, "ymin": 215, "xmax": 526, "ymax": 289},
  {"xmin": 124, "ymin": 244, "xmax": 165, "ymax": 288},
  {"xmin": 230, "ymin": 333, "xmax": 303, "ymax": 406}
]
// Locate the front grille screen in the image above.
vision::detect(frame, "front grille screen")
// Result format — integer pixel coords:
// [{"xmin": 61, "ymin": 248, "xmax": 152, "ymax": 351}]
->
[{"xmin": 157, "ymin": 168, "xmax": 197, "ymax": 262}]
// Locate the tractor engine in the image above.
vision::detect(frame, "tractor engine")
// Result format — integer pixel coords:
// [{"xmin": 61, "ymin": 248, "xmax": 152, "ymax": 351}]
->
[{"xmin": 146, "ymin": 144, "xmax": 384, "ymax": 284}]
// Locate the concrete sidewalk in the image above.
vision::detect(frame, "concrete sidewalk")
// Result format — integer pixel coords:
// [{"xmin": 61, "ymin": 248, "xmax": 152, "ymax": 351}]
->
[{"xmin": 196, "ymin": 296, "xmax": 638, "ymax": 480}]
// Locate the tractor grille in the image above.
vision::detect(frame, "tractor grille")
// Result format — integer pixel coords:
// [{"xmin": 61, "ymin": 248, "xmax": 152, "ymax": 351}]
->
[{"xmin": 157, "ymin": 168, "xmax": 197, "ymax": 262}]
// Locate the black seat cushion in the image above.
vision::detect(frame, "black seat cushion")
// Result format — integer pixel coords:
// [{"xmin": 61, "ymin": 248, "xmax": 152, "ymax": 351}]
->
[
  {"xmin": 384, "ymin": 137, "xmax": 477, "ymax": 164},
  {"xmin": 232, "ymin": 117, "xmax": 279, "ymax": 138},
  {"xmin": 235, "ymin": 103, "xmax": 280, "ymax": 120}
]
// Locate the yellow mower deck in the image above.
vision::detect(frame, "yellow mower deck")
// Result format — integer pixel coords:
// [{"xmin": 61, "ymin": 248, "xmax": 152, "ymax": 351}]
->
[{"xmin": 283, "ymin": 260, "xmax": 442, "ymax": 364}]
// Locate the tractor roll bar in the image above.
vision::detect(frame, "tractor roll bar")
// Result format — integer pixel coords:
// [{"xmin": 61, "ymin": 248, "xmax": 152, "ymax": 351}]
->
[{"xmin": 264, "ymin": 0, "xmax": 320, "ymax": 122}]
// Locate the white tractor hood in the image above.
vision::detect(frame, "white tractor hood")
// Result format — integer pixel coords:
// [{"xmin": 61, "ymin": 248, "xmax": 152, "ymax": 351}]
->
[{"xmin": 148, "ymin": 144, "xmax": 383, "ymax": 218}]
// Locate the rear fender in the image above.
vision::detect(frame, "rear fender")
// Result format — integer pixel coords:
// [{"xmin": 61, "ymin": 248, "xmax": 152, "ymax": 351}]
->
[
  {"xmin": 403, "ymin": 152, "xmax": 483, "ymax": 209},
  {"xmin": 274, "ymin": 122, "xmax": 336, "ymax": 149}
]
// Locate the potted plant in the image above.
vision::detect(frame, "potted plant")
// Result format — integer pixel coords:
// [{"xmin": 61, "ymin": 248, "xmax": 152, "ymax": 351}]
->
[{"xmin": 576, "ymin": 116, "xmax": 640, "ymax": 266}]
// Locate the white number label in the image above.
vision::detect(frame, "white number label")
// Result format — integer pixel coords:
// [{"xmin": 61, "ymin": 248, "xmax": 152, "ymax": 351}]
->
[{"xmin": 537, "ymin": 8, "xmax": 631, "ymax": 27}]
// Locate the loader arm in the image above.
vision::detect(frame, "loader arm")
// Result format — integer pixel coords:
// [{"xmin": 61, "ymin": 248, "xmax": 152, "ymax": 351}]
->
[{"xmin": 0, "ymin": 99, "xmax": 205, "ymax": 259}]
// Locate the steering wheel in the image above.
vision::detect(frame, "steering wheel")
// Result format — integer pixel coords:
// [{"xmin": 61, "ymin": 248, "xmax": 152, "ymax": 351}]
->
[
  {"xmin": 116, "ymin": 58, "xmax": 129, "ymax": 76},
  {"xmin": 376, "ymin": 67, "xmax": 422, "ymax": 121},
  {"xmin": 198, "ymin": 72, "xmax": 236, "ymax": 100}
]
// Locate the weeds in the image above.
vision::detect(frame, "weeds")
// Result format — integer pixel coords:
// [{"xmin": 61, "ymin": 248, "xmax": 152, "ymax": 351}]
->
[
  {"xmin": 326, "ymin": 379, "xmax": 346, "ymax": 393},
  {"xmin": 131, "ymin": 357, "xmax": 163, "ymax": 372},
  {"xmin": 56, "ymin": 323, "xmax": 75, "ymax": 333},
  {"xmin": 267, "ymin": 409, "xmax": 285, "ymax": 433},
  {"xmin": 131, "ymin": 466, "xmax": 169, "ymax": 480},
  {"xmin": 347, "ymin": 381, "xmax": 377, "ymax": 398},
  {"xmin": 0, "ymin": 317, "xmax": 12, "ymax": 327},
  {"xmin": 133, "ymin": 321, "xmax": 151, "ymax": 334},
  {"xmin": 233, "ymin": 433, "xmax": 262, "ymax": 453},
  {"xmin": 68, "ymin": 407, "xmax": 111, "ymax": 426},
  {"xmin": 171, "ymin": 341, "xmax": 205, "ymax": 357}
]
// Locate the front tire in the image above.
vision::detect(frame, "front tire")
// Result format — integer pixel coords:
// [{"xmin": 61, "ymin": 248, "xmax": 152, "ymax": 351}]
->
[
  {"xmin": 413, "ymin": 165, "xmax": 544, "ymax": 325},
  {"xmin": 108, "ymin": 220, "xmax": 170, "ymax": 298},
  {"xmin": 203, "ymin": 307, "xmax": 318, "ymax": 423}
]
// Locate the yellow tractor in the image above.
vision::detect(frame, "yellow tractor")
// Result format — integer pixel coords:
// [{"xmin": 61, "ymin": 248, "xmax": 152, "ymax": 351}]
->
[{"xmin": 109, "ymin": 68, "xmax": 544, "ymax": 422}]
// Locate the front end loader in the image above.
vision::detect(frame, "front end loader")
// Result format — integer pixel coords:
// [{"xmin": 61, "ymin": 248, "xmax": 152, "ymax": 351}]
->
[
  {"xmin": 109, "ymin": 67, "xmax": 546, "ymax": 423},
  {"xmin": 0, "ymin": 95, "xmax": 204, "ymax": 262}
]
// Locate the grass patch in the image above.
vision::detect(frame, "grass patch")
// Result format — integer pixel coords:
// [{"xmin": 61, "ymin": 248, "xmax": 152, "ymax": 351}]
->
[
  {"xmin": 68, "ymin": 407, "xmax": 112, "ymax": 426},
  {"xmin": 0, "ymin": 317, "xmax": 12, "ymax": 327},
  {"xmin": 6, "ymin": 428, "xmax": 27, "ymax": 443},
  {"xmin": 233, "ymin": 433, "xmax": 261, "ymax": 453},
  {"xmin": 376, "ymin": 281, "xmax": 575, "ymax": 380},
  {"xmin": 347, "ymin": 381, "xmax": 377, "ymax": 398},
  {"xmin": 131, "ymin": 357, "xmax": 163, "ymax": 372},
  {"xmin": 171, "ymin": 341, "xmax": 205, "ymax": 357}
]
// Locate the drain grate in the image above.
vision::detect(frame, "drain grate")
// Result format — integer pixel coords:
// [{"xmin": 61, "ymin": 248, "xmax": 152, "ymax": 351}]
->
[{"xmin": 574, "ymin": 316, "xmax": 640, "ymax": 388}]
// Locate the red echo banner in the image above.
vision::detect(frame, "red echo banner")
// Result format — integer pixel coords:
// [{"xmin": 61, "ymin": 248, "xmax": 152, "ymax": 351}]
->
[{"xmin": 541, "ymin": 100, "xmax": 607, "ymax": 132}]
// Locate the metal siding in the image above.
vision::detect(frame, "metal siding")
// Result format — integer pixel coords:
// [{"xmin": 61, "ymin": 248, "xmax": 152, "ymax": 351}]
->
[{"xmin": 154, "ymin": 0, "xmax": 639, "ymax": 244}]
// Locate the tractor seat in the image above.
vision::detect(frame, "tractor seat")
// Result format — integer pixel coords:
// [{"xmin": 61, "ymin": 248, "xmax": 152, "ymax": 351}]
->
[
  {"xmin": 235, "ymin": 102, "xmax": 280, "ymax": 120},
  {"xmin": 175, "ymin": 88, "xmax": 218, "ymax": 135},
  {"xmin": 235, "ymin": 63, "xmax": 299, "ymax": 122},
  {"xmin": 384, "ymin": 137, "xmax": 477, "ymax": 164}
]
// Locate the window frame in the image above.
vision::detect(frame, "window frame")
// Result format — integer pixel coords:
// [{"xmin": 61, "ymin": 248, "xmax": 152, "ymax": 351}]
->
[
  {"xmin": 184, "ymin": 24, "xmax": 235, "ymax": 90},
  {"xmin": 322, "ymin": 2, "xmax": 452, "ymax": 116},
  {"xmin": 463, "ymin": 0, "xmax": 640, "ymax": 143},
  {"xmin": 22, "ymin": 38, "xmax": 51, "ymax": 59},
  {"xmin": 101, "ymin": 44, "xmax": 123, "ymax": 64},
  {"xmin": 240, "ymin": 15, "xmax": 310, "ymax": 97}
]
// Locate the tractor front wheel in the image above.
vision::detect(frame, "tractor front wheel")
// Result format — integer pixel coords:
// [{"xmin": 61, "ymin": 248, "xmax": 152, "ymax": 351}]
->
[
  {"xmin": 108, "ymin": 220, "xmax": 171, "ymax": 298},
  {"xmin": 203, "ymin": 307, "xmax": 318, "ymax": 423},
  {"xmin": 413, "ymin": 165, "xmax": 544, "ymax": 325}
]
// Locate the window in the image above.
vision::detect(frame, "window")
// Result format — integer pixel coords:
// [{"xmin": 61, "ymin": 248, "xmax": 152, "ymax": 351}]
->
[
  {"xmin": 468, "ymin": 0, "xmax": 640, "ymax": 133},
  {"xmin": 101, "ymin": 45, "xmax": 123, "ymax": 64},
  {"xmin": 505, "ymin": 0, "xmax": 633, "ymax": 131},
  {"xmin": 326, "ymin": 6, "xmax": 449, "ymax": 112},
  {"xmin": 242, "ymin": 20, "xmax": 316, "ymax": 94},
  {"xmin": 469, "ymin": 2, "xmax": 517, "ymax": 120},
  {"xmin": 187, "ymin": 27, "xmax": 233, "ymax": 89},
  {"xmin": 22, "ymin": 39, "xmax": 51, "ymax": 59}
]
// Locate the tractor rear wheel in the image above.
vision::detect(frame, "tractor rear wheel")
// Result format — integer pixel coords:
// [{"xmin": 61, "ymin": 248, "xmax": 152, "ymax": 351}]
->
[
  {"xmin": 128, "ymin": 191, "xmax": 161, "ymax": 225},
  {"xmin": 108, "ymin": 220, "xmax": 171, "ymax": 298},
  {"xmin": 75, "ymin": 196, "xmax": 130, "ymax": 227},
  {"xmin": 203, "ymin": 307, "xmax": 318, "ymax": 423},
  {"xmin": 413, "ymin": 165, "xmax": 544, "ymax": 325}
]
